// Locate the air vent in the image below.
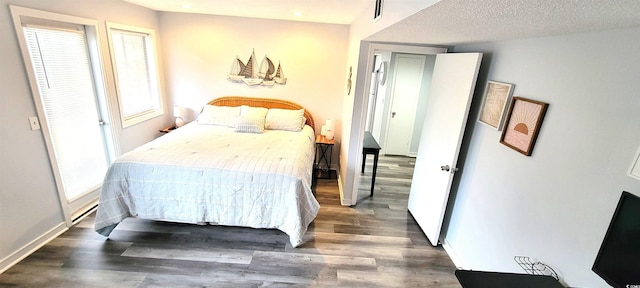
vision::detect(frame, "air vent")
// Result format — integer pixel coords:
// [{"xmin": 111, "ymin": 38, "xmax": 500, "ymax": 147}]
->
[{"xmin": 374, "ymin": 0, "xmax": 383, "ymax": 20}]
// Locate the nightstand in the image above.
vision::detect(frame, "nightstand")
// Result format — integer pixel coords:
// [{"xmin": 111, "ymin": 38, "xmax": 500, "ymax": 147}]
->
[
  {"xmin": 315, "ymin": 135, "xmax": 334, "ymax": 179},
  {"xmin": 159, "ymin": 125, "xmax": 177, "ymax": 133}
]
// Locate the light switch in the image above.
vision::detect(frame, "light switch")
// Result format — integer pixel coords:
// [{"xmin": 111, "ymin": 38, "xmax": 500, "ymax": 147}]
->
[{"xmin": 29, "ymin": 116, "xmax": 40, "ymax": 130}]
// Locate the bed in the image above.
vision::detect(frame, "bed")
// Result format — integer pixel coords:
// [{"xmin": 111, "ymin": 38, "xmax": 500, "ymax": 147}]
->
[{"xmin": 94, "ymin": 96, "xmax": 320, "ymax": 247}]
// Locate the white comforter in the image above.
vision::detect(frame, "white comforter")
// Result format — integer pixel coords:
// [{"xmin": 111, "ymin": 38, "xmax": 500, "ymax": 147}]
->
[{"xmin": 94, "ymin": 122, "xmax": 319, "ymax": 247}]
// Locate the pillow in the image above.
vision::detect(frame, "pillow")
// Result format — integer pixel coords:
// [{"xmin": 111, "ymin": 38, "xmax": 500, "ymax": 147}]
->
[
  {"xmin": 235, "ymin": 116, "xmax": 265, "ymax": 134},
  {"xmin": 197, "ymin": 105, "xmax": 240, "ymax": 127},
  {"xmin": 265, "ymin": 108, "xmax": 305, "ymax": 131},
  {"xmin": 240, "ymin": 105, "xmax": 268, "ymax": 120}
]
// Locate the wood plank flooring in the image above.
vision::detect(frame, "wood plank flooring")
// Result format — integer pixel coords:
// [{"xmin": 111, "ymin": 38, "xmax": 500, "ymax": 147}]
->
[{"xmin": 0, "ymin": 156, "xmax": 461, "ymax": 287}]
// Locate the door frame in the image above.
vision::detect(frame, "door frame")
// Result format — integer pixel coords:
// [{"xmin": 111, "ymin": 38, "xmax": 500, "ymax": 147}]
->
[
  {"xmin": 346, "ymin": 42, "xmax": 447, "ymax": 205},
  {"xmin": 10, "ymin": 6, "xmax": 120, "ymax": 225}
]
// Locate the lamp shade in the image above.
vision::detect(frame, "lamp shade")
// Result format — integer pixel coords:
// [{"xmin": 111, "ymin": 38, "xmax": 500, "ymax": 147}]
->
[
  {"xmin": 324, "ymin": 119, "xmax": 335, "ymax": 140},
  {"xmin": 173, "ymin": 106, "xmax": 186, "ymax": 127},
  {"xmin": 173, "ymin": 106, "xmax": 186, "ymax": 118},
  {"xmin": 325, "ymin": 119, "xmax": 335, "ymax": 131}
]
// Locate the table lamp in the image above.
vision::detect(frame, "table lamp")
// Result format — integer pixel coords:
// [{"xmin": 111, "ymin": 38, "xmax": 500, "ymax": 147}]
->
[
  {"xmin": 325, "ymin": 119, "xmax": 335, "ymax": 140},
  {"xmin": 173, "ymin": 106, "xmax": 186, "ymax": 128}
]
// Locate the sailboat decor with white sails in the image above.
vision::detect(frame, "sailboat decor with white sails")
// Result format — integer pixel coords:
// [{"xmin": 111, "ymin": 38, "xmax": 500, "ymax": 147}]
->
[{"xmin": 228, "ymin": 49, "xmax": 286, "ymax": 86}]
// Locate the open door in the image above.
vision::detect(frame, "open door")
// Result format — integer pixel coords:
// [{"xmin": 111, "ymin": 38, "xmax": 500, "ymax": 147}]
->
[{"xmin": 408, "ymin": 53, "xmax": 482, "ymax": 246}]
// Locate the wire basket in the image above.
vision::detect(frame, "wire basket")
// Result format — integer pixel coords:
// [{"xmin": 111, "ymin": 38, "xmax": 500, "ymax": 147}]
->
[{"xmin": 514, "ymin": 256, "xmax": 559, "ymax": 280}]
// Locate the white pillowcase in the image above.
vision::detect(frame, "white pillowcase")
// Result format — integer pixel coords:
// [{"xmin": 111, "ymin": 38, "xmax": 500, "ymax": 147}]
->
[
  {"xmin": 265, "ymin": 108, "xmax": 305, "ymax": 132},
  {"xmin": 240, "ymin": 105, "xmax": 268, "ymax": 119},
  {"xmin": 197, "ymin": 105, "xmax": 240, "ymax": 127}
]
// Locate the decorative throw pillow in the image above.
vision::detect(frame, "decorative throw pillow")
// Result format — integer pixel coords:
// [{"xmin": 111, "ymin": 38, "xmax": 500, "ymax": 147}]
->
[
  {"xmin": 235, "ymin": 116, "xmax": 265, "ymax": 134},
  {"xmin": 197, "ymin": 105, "xmax": 240, "ymax": 127},
  {"xmin": 265, "ymin": 108, "xmax": 305, "ymax": 131}
]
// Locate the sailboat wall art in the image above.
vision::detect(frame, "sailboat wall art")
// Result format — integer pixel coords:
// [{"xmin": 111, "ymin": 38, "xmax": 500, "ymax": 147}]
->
[{"xmin": 228, "ymin": 49, "xmax": 287, "ymax": 86}]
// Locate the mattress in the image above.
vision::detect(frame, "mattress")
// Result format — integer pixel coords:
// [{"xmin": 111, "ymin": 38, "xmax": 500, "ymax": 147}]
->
[{"xmin": 94, "ymin": 122, "xmax": 319, "ymax": 247}]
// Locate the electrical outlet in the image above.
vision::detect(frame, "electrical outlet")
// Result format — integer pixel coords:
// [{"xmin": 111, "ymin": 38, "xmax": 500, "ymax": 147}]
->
[{"xmin": 29, "ymin": 116, "xmax": 40, "ymax": 130}]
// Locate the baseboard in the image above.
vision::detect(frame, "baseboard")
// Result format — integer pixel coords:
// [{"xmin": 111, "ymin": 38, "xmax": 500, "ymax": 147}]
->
[
  {"xmin": 336, "ymin": 167, "xmax": 352, "ymax": 206},
  {"xmin": 0, "ymin": 222, "xmax": 68, "ymax": 274},
  {"xmin": 442, "ymin": 240, "xmax": 467, "ymax": 270}
]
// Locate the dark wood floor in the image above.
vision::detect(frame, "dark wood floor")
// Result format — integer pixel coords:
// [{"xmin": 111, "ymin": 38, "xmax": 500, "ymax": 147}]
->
[{"xmin": 0, "ymin": 156, "xmax": 461, "ymax": 287}]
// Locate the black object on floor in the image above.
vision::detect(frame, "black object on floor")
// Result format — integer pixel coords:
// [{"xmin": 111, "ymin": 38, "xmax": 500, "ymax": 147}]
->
[{"xmin": 455, "ymin": 270, "xmax": 565, "ymax": 288}]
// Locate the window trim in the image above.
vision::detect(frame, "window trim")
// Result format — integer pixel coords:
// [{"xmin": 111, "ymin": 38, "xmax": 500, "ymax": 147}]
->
[{"xmin": 106, "ymin": 22, "xmax": 164, "ymax": 128}]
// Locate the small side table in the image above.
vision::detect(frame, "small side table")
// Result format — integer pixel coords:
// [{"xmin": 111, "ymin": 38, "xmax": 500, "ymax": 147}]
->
[
  {"xmin": 315, "ymin": 135, "xmax": 334, "ymax": 179},
  {"xmin": 159, "ymin": 125, "xmax": 177, "ymax": 133}
]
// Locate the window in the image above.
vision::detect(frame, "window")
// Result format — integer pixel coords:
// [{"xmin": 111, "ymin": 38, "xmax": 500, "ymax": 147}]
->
[{"xmin": 107, "ymin": 23, "xmax": 163, "ymax": 127}]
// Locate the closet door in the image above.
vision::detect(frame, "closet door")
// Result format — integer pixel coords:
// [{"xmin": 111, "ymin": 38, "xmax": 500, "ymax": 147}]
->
[
  {"xmin": 408, "ymin": 53, "xmax": 482, "ymax": 246},
  {"xmin": 384, "ymin": 54, "xmax": 426, "ymax": 156}
]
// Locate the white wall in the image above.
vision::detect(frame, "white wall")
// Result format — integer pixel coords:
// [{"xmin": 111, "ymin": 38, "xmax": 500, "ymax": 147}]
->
[
  {"xmin": 444, "ymin": 28, "xmax": 640, "ymax": 287},
  {"xmin": 158, "ymin": 12, "xmax": 349, "ymax": 165},
  {"xmin": 0, "ymin": 0, "xmax": 167, "ymax": 272}
]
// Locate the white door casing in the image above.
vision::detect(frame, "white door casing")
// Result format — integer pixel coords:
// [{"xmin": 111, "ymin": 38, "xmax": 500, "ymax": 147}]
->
[{"xmin": 408, "ymin": 53, "xmax": 482, "ymax": 246}]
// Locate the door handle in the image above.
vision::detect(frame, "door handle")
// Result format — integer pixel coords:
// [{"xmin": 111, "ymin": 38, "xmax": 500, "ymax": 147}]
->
[
  {"xmin": 440, "ymin": 165, "xmax": 459, "ymax": 172},
  {"xmin": 391, "ymin": 112, "xmax": 396, "ymax": 118}
]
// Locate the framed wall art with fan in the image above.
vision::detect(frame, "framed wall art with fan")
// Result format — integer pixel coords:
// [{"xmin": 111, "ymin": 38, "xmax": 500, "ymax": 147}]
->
[{"xmin": 499, "ymin": 97, "xmax": 549, "ymax": 156}]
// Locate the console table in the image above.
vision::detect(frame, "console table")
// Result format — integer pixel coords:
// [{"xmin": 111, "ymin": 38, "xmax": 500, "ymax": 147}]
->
[{"xmin": 362, "ymin": 131, "xmax": 381, "ymax": 196}]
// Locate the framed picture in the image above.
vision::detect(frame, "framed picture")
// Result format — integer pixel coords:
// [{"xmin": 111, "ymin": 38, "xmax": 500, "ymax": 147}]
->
[
  {"xmin": 500, "ymin": 97, "xmax": 549, "ymax": 156},
  {"xmin": 478, "ymin": 81, "xmax": 514, "ymax": 130},
  {"xmin": 629, "ymin": 147, "xmax": 640, "ymax": 181}
]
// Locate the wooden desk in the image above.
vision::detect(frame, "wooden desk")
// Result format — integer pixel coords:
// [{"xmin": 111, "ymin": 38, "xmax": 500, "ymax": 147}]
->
[{"xmin": 362, "ymin": 131, "xmax": 381, "ymax": 196}]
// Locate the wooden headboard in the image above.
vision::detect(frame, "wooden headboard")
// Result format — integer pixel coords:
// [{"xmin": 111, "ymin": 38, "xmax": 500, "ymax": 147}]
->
[{"xmin": 208, "ymin": 96, "xmax": 315, "ymax": 131}]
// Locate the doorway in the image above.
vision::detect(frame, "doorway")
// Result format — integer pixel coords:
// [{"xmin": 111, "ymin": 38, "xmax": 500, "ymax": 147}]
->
[
  {"xmin": 365, "ymin": 52, "xmax": 436, "ymax": 157},
  {"xmin": 343, "ymin": 44, "xmax": 446, "ymax": 206},
  {"xmin": 356, "ymin": 44, "xmax": 482, "ymax": 246},
  {"xmin": 12, "ymin": 7, "xmax": 117, "ymax": 224}
]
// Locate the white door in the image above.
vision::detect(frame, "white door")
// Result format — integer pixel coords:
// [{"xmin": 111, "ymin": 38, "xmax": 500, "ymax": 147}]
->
[
  {"xmin": 15, "ymin": 14, "xmax": 115, "ymax": 222},
  {"xmin": 408, "ymin": 53, "xmax": 482, "ymax": 246},
  {"xmin": 385, "ymin": 54, "xmax": 426, "ymax": 155}
]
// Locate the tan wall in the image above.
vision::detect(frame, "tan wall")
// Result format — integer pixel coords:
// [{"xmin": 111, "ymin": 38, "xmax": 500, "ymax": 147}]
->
[{"xmin": 159, "ymin": 12, "xmax": 349, "ymax": 165}]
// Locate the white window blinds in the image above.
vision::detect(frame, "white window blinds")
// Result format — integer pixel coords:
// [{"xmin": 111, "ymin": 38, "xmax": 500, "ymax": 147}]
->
[
  {"xmin": 24, "ymin": 26, "xmax": 109, "ymax": 200},
  {"xmin": 110, "ymin": 27, "xmax": 161, "ymax": 125}
]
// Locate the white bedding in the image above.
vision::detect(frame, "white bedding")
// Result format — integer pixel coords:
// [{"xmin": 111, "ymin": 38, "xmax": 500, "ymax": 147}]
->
[{"xmin": 94, "ymin": 122, "xmax": 319, "ymax": 247}]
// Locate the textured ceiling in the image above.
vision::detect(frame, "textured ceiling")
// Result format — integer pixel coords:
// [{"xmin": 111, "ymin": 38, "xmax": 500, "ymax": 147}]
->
[{"xmin": 368, "ymin": 0, "xmax": 640, "ymax": 45}]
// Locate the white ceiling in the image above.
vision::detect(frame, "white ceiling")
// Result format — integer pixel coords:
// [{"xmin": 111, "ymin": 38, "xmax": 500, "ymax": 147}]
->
[
  {"xmin": 123, "ymin": 0, "xmax": 640, "ymax": 45},
  {"xmin": 122, "ymin": 0, "xmax": 372, "ymax": 25}
]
